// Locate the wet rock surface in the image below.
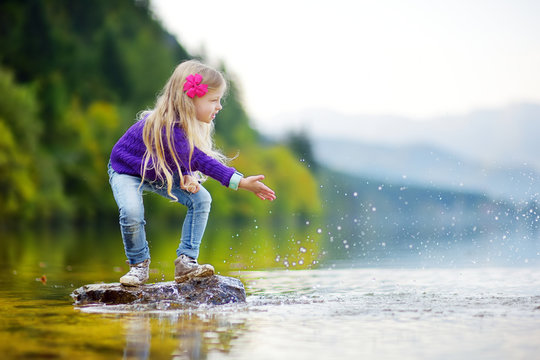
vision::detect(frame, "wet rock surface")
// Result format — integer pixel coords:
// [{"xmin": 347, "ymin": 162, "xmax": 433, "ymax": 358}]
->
[{"xmin": 71, "ymin": 275, "xmax": 246, "ymax": 306}]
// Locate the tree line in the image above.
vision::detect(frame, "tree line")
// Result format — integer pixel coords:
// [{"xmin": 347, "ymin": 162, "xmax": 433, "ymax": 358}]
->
[{"xmin": 0, "ymin": 0, "xmax": 321, "ymax": 229}]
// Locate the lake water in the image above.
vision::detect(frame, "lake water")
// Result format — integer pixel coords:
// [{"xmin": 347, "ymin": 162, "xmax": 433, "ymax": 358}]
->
[{"xmin": 1, "ymin": 251, "xmax": 539, "ymax": 359}]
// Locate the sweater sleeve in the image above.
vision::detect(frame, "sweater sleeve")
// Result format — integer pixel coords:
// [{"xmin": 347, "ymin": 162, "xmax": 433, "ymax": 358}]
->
[{"xmin": 173, "ymin": 127, "xmax": 236, "ymax": 187}]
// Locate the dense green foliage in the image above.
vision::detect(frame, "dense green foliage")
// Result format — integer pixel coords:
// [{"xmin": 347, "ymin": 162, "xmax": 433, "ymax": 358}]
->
[{"xmin": 0, "ymin": 0, "xmax": 321, "ymax": 234}]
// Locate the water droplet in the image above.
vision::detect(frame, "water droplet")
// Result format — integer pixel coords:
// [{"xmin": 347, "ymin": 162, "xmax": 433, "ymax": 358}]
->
[
  {"xmin": 317, "ymin": 228, "xmax": 322, "ymax": 234},
  {"xmin": 299, "ymin": 247, "xmax": 307, "ymax": 253}
]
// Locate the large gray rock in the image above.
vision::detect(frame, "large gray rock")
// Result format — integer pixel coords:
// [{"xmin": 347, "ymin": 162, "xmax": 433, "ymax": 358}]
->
[{"xmin": 71, "ymin": 275, "xmax": 246, "ymax": 306}]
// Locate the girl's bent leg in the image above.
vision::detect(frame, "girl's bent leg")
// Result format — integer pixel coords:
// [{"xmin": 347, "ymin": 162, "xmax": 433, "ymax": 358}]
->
[
  {"xmin": 173, "ymin": 186, "xmax": 212, "ymax": 260},
  {"xmin": 108, "ymin": 167, "xmax": 150, "ymax": 265}
]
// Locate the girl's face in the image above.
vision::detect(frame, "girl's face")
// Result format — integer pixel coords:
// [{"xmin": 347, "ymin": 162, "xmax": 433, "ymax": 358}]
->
[{"xmin": 193, "ymin": 88, "xmax": 224, "ymax": 124}]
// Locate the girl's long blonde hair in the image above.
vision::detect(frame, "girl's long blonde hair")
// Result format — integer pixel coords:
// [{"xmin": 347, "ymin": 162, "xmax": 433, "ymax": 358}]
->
[{"xmin": 140, "ymin": 59, "xmax": 228, "ymax": 200}]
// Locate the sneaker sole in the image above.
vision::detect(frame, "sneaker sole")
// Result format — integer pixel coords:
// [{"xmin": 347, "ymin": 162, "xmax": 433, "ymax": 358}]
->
[
  {"xmin": 120, "ymin": 276, "xmax": 148, "ymax": 287},
  {"xmin": 175, "ymin": 264, "xmax": 215, "ymax": 283}
]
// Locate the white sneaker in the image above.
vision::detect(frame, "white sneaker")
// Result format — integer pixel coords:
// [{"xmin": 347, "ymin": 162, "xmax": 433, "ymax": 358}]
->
[
  {"xmin": 174, "ymin": 255, "xmax": 214, "ymax": 283},
  {"xmin": 120, "ymin": 259, "xmax": 150, "ymax": 286}
]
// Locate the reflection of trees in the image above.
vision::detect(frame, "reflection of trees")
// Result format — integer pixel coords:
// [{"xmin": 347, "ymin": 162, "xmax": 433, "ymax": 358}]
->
[{"xmin": 122, "ymin": 312, "xmax": 247, "ymax": 360}]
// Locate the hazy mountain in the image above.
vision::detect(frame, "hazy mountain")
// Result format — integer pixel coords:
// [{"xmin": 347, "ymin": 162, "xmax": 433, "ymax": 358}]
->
[
  {"xmin": 312, "ymin": 138, "xmax": 540, "ymax": 201},
  {"xmin": 265, "ymin": 103, "xmax": 540, "ymax": 201},
  {"xmin": 264, "ymin": 103, "xmax": 540, "ymax": 170}
]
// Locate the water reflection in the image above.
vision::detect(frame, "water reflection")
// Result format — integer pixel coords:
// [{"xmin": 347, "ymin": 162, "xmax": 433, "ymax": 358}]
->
[
  {"xmin": 123, "ymin": 317, "xmax": 150, "ymax": 360},
  {"xmin": 118, "ymin": 311, "xmax": 247, "ymax": 360}
]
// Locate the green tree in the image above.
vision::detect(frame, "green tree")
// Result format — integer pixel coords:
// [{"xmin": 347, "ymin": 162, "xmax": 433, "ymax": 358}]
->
[
  {"xmin": 285, "ymin": 130, "xmax": 318, "ymax": 172},
  {"xmin": 0, "ymin": 68, "xmax": 41, "ymax": 222},
  {"xmin": 214, "ymin": 68, "xmax": 258, "ymax": 148},
  {"xmin": 0, "ymin": 0, "xmax": 323, "ymax": 231}
]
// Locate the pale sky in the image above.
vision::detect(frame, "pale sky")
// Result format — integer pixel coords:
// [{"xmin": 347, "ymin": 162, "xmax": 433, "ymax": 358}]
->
[{"xmin": 151, "ymin": 0, "xmax": 540, "ymax": 132}]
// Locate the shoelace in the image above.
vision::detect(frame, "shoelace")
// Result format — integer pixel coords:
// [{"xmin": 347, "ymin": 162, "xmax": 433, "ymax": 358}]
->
[
  {"xmin": 125, "ymin": 266, "xmax": 146, "ymax": 278},
  {"xmin": 124, "ymin": 261, "xmax": 148, "ymax": 275},
  {"xmin": 181, "ymin": 255, "xmax": 197, "ymax": 265}
]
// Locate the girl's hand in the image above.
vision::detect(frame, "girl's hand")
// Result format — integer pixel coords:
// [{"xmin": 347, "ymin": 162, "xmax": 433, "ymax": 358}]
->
[
  {"xmin": 239, "ymin": 175, "xmax": 276, "ymax": 201},
  {"xmin": 181, "ymin": 174, "xmax": 200, "ymax": 193}
]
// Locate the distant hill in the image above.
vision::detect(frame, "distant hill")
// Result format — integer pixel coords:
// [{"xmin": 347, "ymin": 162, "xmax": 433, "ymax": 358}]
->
[
  {"xmin": 312, "ymin": 138, "xmax": 540, "ymax": 201},
  {"xmin": 264, "ymin": 103, "xmax": 540, "ymax": 167},
  {"xmin": 265, "ymin": 103, "xmax": 540, "ymax": 201}
]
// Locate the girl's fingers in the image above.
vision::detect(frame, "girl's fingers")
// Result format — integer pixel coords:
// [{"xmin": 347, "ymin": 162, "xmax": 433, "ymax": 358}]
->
[
  {"xmin": 259, "ymin": 191, "xmax": 276, "ymax": 201},
  {"xmin": 255, "ymin": 191, "xmax": 268, "ymax": 201},
  {"xmin": 245, "ymin": 174, "xmax": 275, "ymax": 200},
  {"xmin": 258, "ymin": 183, "xmax": 274, "ymax": 194}
]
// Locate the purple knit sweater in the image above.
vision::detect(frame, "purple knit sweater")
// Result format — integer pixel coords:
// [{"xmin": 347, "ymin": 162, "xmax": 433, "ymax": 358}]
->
[{"xmin": 110, "ymin": 119, "xmax": 236, "ymax": 187}]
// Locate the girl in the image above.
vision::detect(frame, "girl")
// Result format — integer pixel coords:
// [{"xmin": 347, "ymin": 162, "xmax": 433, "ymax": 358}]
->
[{"xmin": 108, "ymin": 60, "xmax": 276, "ymax": 286}]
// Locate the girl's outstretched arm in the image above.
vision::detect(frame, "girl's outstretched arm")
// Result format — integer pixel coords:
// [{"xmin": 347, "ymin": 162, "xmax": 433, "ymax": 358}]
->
[{"xmin": 239, "ymin": 175, "xmax": 276, "ymax": 201}]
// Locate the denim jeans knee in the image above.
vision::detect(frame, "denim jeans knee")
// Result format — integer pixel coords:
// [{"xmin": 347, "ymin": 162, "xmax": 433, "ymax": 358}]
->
[
  {"xmin": 191, "ymin": 186, "xmax": 212, "ymax": 211},
  {"xmin": 108, "ymin": 162, "xmax": 214, "ymax": 263},
  {"xmin": 175, "ymin": 186, "xmax": 212, "ymax": 259},
  {"xmin": 108, "ymin": 164, "xmax": 150, "ymax": 265}
]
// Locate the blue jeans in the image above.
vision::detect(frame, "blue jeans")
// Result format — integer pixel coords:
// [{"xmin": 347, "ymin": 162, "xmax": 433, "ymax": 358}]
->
[{"xmin": 108, "ymin": 163, "xmax": 212, "ymax": 264}]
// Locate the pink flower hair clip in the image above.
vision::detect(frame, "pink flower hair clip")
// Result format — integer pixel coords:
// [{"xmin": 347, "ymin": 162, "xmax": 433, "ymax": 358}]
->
[{"xmin": 183, "ymin": 73, "xmax": 208, "ymax": 98}]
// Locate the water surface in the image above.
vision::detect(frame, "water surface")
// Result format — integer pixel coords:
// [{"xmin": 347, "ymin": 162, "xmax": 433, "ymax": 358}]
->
[{"xmin": 1, "ymin": 259, "xmax": 539, "ymax": 359}]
